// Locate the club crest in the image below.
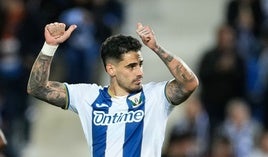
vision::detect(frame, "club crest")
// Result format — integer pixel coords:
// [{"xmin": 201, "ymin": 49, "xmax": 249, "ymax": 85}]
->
[{"xmin": 128, "ymin": 92, "xmax": 142, "ymax": 107}]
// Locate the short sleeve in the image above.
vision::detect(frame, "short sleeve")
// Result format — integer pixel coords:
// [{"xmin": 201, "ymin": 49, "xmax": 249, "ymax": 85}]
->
[{"xmin": 64, "ymin": 83, "xmax": 101, "ymax": 113}]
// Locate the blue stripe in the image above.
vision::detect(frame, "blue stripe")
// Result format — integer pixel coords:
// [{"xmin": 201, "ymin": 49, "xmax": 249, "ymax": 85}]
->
[
  {"xmin": 92, "ymin": 87, "xmax": 112, "ymax": 157},
  {"xmin": 123, "ymin": 90, "xmax": 145, "ymax": 157}
]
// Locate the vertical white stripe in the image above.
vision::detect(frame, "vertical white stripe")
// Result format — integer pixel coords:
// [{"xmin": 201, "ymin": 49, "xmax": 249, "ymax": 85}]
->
[
  {"xmin": 141, "ymin": 84, "xmax": 170, "ymax": 157},
  {"xmin": 105, "ymin": 98, "xmax": 128, "ymax": 157},
  {"xmin": 78, "ymin": 104, "xmax": 93, "ymax": 156},
  {"xmin": 105, "ymin": 123, "xmax": 125, "ymax": 157}
]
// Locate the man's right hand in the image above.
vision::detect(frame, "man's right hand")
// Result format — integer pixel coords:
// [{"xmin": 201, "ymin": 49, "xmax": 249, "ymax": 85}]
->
[{"xmin": 44, "ymin": 22, "xmax": 77, "ymax": 46}]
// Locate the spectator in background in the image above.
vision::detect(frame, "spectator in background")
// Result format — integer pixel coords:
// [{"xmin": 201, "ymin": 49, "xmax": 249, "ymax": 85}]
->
[
  {"xmin": 198, "ymin": 24, "xmax": 246, "ymax": 132},
  {"xmin": 225, "ymin": 0, "xmax": 264, "ymax": 37},
  {"xmin": 209, "ymin": 136, "xmax": 235, "ymax": 157},
  {"xmin": 225, "ymin": 0, "xmax": 264, "ymax": 117},
  {"xmin": 171, "ymin": 96, "xmax": 210, "ymax": 156},
  {"xmin": 249, "ymin": 129, "xmax": 268, "ymax": 157},
  {"xmin": 58, "ymin": 0, "xmax": 125, "ymax": 84},
  {"xmin": 32, "ymin": 0, "xmax": 73, "ymax": 23},
  {"xmin": 215, "ymin": 98, "xmax": 262, "ymax": 157},
  {"xmin": 0, "ymin": 0, "xmax": 32, "ymax": 157},
  {"xmin": 162, "ymin": 131, "xmax": 196, "ymax": 157},
  {"xmin": 261, "ymin": 0, "xmax": 268, "ymax": 22},
  {"xmin": 59, "ymin": 7, "xmax": 100, "ymax": 83},
  {"xmin": 91, "ymin": 0, "xmax": 125, "ymax": 43},
  {"xmin": 209, "ymin": 135, "xmax": 235, "ymax": 157},
  {"xmin": 256, "ymin": 22, "xmax": 268, "ymax": 128}
]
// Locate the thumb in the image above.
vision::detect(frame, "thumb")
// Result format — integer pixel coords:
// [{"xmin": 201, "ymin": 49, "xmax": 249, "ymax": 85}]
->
[
  {"xmin": 65, "ymin": 24, "xmax": 77, "ymax": 37},
  {"xmin": 137, "ymin": 22, "xmax": 143, "ymax": 29}
]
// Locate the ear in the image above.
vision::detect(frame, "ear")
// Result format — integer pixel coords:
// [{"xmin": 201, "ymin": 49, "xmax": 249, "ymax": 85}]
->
[{"xmin": 106, "ymin": 63, "xmax": 116, "ymax": 77}]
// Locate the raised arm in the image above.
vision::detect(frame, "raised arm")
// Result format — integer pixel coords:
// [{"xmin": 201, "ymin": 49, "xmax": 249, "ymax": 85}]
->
[
  {"xmin": 136, "ymin": 23, "xmax": 199, "ymax": 105},
  {"xmin": 27, "ymin": 22, "xmax": 77, "ymax": 108}
]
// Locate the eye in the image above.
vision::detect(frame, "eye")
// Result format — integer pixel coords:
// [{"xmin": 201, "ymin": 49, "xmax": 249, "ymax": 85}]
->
[{"xmin": 127, "ymin": 63, "xmax": 137, "ymax": 69}]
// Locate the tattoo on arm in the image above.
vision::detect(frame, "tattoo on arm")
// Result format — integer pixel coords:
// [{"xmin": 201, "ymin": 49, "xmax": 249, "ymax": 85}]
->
[
  {"xmin": 166, "ymin": 80, "xmax": 193, "ymax": 105},
  {"xmin": 154, "ymin": 46, "xmax": 198, "ymax": 105},
  {"xmin": 27, "ymin": 53, "xmax": 67, "ymax": 109},
  {"xmin": 175, "ymin": 63, "xmax": 195, "ymax": 82},
  {"xmin": 155, "ymin": 46, "xmax": 174, "ymax": 63},
  {"xmin": 155, "ymin": 46, "xmax": 195, "ymax": 82}
]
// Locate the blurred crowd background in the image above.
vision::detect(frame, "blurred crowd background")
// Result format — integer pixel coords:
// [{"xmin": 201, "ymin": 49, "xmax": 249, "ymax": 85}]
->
[
  {"xmin": 0, "ymin": 0, "xmax": 268, "ymax": 157},
  {"xmin": 0, "ymin": 0, "xmax": 124, "ymax": 156}
]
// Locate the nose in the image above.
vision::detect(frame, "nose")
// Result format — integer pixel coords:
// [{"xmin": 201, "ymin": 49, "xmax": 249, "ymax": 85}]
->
[{"xmin": 137, "ymin": 66, "xmax": 143, "ymax": 76}]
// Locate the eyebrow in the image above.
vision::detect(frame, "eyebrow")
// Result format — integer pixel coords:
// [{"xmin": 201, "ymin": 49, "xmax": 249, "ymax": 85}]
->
[{"xmin": 125, "ymin": 60, "xmax": 143, "ymax": 68}]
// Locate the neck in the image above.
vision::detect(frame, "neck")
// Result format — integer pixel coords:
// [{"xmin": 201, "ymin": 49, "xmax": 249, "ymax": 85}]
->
[{"xmin": 108, "ymin": 85, "xmax": 129, "ymax": 97}]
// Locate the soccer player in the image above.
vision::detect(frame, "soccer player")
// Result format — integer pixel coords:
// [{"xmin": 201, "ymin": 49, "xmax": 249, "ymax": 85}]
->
[{"xmin": 27, "ymin": 22, "xmax": 199, "ymax": 157}]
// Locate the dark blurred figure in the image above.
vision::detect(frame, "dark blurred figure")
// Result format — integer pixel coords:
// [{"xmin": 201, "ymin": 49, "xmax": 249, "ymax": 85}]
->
[
  {"xmin": 261, "ymin": 0, "xmax": 268, "ymax": 22},
  {"xmin": 198, "ymin": 24, "xmax": 246, "ymax": 132},
  {"xmin": 162, "ymin": 131, "xmax": 197, "ymax": 157},
  {"xmin": 27, "ymin": 0, "xmax": 73, "ymax": 23},
  {"xmin": 258, "ymin": 22, "xmax": 268, "ymax": 128},
  {"xmin": 225, "ymin": 1, "xmax": 264, "ymax": 116},
  {"xmin": 264, "ymin": 87, "xmax": 268, "ymax": 129},
  {"xmin": 225, "ymin": 0, "xmax": 264, "ymax": 37},
  {"xmin": 208, "ymin": 135, "xmax": 235, "ymax": 157},
  {"xmin": 59, "ymin": 6, "xmax": 100, "ymax": 83},
  {"xmin": 91, "ymin": 0, "xmax": 125, "ymax": 43},
  {"xmin": 171, "ymin": 96, "xmax": 210, "ymax": 156},
  {"xmin": 19, "ymin": 0, "xmax": 75, "ymax": 78}
]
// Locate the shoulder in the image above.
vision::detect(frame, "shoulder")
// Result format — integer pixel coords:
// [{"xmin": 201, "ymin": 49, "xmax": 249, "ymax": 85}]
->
[
  {"xmin": 142, "ymin": 81, "xmax": 169, "ymax": 101},
  {"xmin": 64, "ymin": 83, "xmax": 105, "ymax": 111},
  {"xmin": 142, "ymin": 81, "xmax": 168, "ymax": 93},
  {"xmin": 65, "ymin": 83, "xmax": 102, "ymax": 89},
  {"xmin": 65, "ymin": 83, "xmax": 104, "ymax": 97}
]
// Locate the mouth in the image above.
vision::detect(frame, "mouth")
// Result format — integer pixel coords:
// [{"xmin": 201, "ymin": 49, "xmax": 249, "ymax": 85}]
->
[{"xmin": 134, "ymin": 78, "xmax": 142, "ymax": 85}]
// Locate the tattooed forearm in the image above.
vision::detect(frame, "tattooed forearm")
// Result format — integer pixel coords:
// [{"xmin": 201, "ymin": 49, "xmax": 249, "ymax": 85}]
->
[
  {"xmin": 30, "ymin": 55, "xmax": 51, "ymax": 86},
  {"xmin": 175, "ymin": 62, "xmax": 195, "ymax": 83},
  {"xmin": 27, "ymin": 53, "xmax": 67, "ymax": 109},
  {"xmin": 27, "ymin": 54, "xmax": 51, "ymax": 95},
  {"xmin": 153, "ymin": 45, "xmax": 199, "ymax": 105},
  {"xmin": 155, "ymin": 46, "xmax": 174, "ymax": 63},
  {"xmin": 155, "ymin": 46, "xmax": 195, "ymax": 82}
]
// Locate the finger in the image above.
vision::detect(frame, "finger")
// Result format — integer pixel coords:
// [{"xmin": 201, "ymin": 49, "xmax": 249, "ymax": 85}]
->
[
  {"xmin": 140, "ymin": 26, "xmax": 151, "ymax": 33},
  {"xmin": 137, "ymin": 25, "xmax": 152, "ymax": 35},
  {"xmin": 139, "ymin": 29, "xmax": 150, "ymax": 35},
  {"xmin": 138, "ymin": 31, "xmax": 152, "ymax": 40},
  {"xmin": 45, "ymin": 23, "xmax": 62, "ymax": 33},
  {"xmin": 44, "ymin": 24, "xmax": 51, "ymax": 35},
  {"xmin": 59, "ymin": 23, "xmax": 66, "ymax": 30},
  {"xmin": 137, "ymin": 22, "xmax": 143, "ymax": 30},
  {"xmin": 65, "ymin": 24, "xmax": 77, "ymax": 37}
]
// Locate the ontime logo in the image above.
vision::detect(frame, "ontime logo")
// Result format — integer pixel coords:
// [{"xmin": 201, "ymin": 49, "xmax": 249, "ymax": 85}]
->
[{"xmin": 93, "ymin": 110, "xmax": 144, "ymax": 126}]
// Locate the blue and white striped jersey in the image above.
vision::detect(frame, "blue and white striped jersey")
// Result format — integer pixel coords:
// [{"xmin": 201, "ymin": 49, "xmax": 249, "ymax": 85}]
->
[{"xmin": 64, "ymin": 81, "xmax": 174, "ymax": 157}]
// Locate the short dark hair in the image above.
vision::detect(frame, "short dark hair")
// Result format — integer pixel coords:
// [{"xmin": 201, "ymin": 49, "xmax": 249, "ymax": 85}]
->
[{"xmin": 100, "ymin": 34, "xmax": 142, "ymax": 67}]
